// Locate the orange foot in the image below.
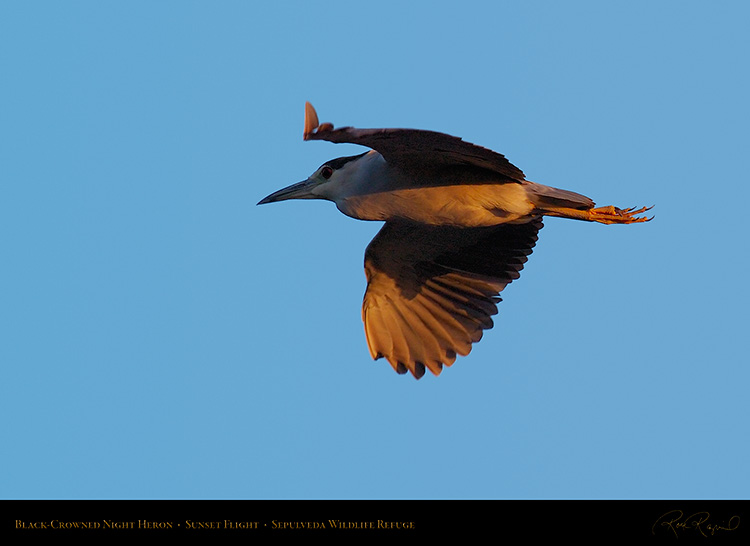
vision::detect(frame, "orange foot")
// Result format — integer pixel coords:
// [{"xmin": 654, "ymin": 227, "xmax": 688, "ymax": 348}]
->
[{"xmin": 588, "ymin": 205, "xmax": 653, "ymax": 225}]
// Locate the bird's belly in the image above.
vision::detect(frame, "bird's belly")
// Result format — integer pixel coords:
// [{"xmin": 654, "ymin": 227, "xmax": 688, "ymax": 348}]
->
[{"xmin": 338, "ymin": 183, "xmax": 535, "ymax": 227}]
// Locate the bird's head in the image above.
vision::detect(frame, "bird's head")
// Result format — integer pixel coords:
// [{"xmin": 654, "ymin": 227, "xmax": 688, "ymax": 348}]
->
[{"xmin": 257, "ymin": 152, "xmax": 368, "ymax": 205}]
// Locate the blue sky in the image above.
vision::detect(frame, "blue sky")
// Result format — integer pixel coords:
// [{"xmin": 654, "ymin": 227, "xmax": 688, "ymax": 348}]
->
[{"xmin": 1, "ymin": 1, "xmax": 748, "ymax": 499}]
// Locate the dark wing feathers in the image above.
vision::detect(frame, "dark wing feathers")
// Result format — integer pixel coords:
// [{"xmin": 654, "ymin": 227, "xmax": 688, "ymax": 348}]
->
[
  {"xmin": 306, "ymin": 126, "xmax": 525, "ymax": 182},
  {"xmin": 362, "ymin": 218, "xmax": 542, "ymax": 378}
]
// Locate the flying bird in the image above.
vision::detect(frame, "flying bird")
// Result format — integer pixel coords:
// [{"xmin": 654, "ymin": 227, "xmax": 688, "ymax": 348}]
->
[{"xmin": 258, "ymin": 102, "xmax": 651, "ymax": 379}]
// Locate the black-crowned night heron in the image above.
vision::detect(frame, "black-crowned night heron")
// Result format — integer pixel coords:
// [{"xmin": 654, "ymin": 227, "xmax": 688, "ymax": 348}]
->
[{"xmin": 258, "ymin": 103, "xmax": 651, "ymax": 379}]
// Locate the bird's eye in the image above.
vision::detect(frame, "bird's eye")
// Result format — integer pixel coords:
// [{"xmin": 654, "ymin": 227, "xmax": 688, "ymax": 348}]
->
[{"xmin": 321, "ymin": 166, "xmax": 333, "ymax": 179}]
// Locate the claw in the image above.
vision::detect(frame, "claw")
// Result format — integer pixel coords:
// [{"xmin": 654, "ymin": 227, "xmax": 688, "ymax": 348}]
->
[{"xmin": 588, "ymin": 204, "xmax": 654, "ymax": 224}]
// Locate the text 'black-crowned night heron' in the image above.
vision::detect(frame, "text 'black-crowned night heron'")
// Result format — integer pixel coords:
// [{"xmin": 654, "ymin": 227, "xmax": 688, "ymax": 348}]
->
[{"xmin": 259, "ymin": 103, "xmax": 652, "ymax": 379}]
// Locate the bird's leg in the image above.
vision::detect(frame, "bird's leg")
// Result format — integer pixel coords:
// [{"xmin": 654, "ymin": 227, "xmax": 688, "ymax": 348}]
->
[{"xmin": 544, "ymin": 205, "xmax": 653, "ymax": 225}]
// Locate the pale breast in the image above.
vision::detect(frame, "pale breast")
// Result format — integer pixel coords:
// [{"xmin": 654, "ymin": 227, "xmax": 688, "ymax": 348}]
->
[{"xmin": 337, "ymin": 183, "xmax": 535, "ymax": 227}]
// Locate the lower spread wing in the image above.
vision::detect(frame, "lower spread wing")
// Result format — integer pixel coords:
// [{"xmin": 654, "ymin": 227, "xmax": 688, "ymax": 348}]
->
[{"xmin": 362, "ymin": 218, "xmax": 543, "ymax": 378}]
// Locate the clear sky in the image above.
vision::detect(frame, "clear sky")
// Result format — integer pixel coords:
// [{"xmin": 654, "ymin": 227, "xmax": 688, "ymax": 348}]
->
[{"xmin": 1, "ymin": 1, "xmax": 748, "ymax": 500}]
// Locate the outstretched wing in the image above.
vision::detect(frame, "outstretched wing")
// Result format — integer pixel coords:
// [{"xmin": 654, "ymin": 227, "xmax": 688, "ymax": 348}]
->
[
  {"xmin": 303, "ymin": 102, "xmax": 525, "ymax": 182},
  {"xmin": 362, "ymin": 218, "xmax": 543, "ymax": 378}
]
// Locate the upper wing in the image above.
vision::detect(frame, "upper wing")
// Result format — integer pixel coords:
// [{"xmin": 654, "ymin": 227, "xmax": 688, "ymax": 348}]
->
[
  {"xmin": 303, "ymin": 102, "xmax": 525, "ymax": 182},
  {"xmin": 362, "ymin": 218, "xmax": 543, "ymax": 378}
]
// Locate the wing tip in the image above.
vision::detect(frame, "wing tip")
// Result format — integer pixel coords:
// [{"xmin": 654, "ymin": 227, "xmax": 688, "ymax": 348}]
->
[{"xmin": 303, "ymin": 101, "xmax": 334, "ymax": 140}]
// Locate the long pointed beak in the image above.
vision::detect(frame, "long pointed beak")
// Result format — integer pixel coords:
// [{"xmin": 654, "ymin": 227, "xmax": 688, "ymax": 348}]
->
[{"xmin": 257, "ymin": 178, "xmax": 319, "ymax": 205}]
